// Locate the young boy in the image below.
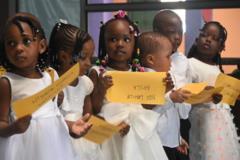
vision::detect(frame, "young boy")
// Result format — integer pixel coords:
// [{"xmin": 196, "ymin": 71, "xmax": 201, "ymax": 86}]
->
[{"xmin": 152, "ymin": 10, "xmax": 192, "ymax": 160}]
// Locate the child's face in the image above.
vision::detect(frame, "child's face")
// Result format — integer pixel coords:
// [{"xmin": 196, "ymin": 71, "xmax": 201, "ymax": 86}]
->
[
  {"xmin": 4, "ymin": 22, "xmax": 42, "ymax": 71},
  {"xmin": 196, "ymin": 24, "xmax": 222, "ymax": 59},
  {"xmin": 104, "ymin": 20, "xmax": 135, "ymax": 63},
  {"xmin": 59, "ymin": 40, "xmax": 94, "ymax": 76},
  {"xmin": 160, "ymin": 17, "xmax": 182, "ymax": 53},
  {"xmin": 78, "ymin": 39, "xmax": 94, "ymax": 76},
  {"xmin": 150, "ymin": 39, "xmax": 172, "ymax": 72}
]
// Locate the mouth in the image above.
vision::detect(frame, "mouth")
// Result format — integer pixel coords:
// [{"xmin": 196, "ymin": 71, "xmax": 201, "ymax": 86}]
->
[
  {"xmin": 15, "ymin": 56, "xmax": 26, "ymax": 62},
  {"xmin": 202, "ymin": 43, "xmax": 211, "ymax": 49},
  {"xmin": 115, "ymin": 50, "xmax": 126, "ymax": 55}
]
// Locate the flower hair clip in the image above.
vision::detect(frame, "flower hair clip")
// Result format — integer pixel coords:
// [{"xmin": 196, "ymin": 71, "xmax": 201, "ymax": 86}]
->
[
  {"xmin": 129, "ymin": 25, "xmax": 138, "ymax": 37},
  {"xmin": 115, "ymin": 10, "xmax": 126, "ymax": 19}
]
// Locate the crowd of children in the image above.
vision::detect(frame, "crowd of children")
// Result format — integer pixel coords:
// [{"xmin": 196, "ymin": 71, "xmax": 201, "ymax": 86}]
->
[{"xmin": 0, "ymin": 9, "xmax": 239, "ymax": 160}]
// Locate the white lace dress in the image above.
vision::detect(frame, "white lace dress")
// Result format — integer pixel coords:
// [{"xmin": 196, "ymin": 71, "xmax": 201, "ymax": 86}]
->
[
  {"xmin": 90, "ymin": 66, "xmax": 168, "ymax": 160},
  {"xmin": 188, "ymin": 58, "xmax": 240, "ymax": 160},
  {"xmin": 61, "ymin": 75, "xmax": 105, "ymax": 160},
  {"xmin": 0, "ymin": 71, "xmax": 78, "ymax": 160}
]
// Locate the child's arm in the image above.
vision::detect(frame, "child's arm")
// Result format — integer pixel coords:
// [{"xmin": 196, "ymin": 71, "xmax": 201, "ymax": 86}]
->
[
  {"xmin": 0, "ymin": 77, "xmax": 31, "ymax": 137},
  {"xmin": 89, "ymin": 70, "xmax": 113, "ymax": 114},
  {"xmin": 170, "ymin": 89, "xmax": 191, "ymax": 103},
  {"xmin": 176, "ymin": 137, "xmax": 189, "ymax": 155},
  {"xmin": 83, "ymin": 95, "xmax": 93, "ymax": 115}
]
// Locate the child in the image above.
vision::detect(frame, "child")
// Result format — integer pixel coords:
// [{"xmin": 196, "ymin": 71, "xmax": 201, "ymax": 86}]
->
[
  {"xmin": 153, "ymin": 10, "xmax": 192, "ymax": 160},
  {"xmin": 0, "ymin": 14, "xmax": 91, "ymax": 160},
  {"xmin": 48, "ymin": 22, "xmax": 105, "ymax": 160},
  {"xmin": 89, "ymin": 11, "xmax": 168, "ymax": 160},
  {"xmin": 187, "ymin": 21, "xmax": 240, "ymax": 160}
]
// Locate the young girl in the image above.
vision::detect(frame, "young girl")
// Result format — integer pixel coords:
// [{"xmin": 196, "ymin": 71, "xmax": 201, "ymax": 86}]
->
[
  {"xmin": 89, "ymin": 11, "xmax": 168, "ymax": 160},
  {"xmin": 0, "ymin": 14, "xmax": 91, "ymax": 160},
  {"xmin": 187, "ymin": 21, "xmax": 240, "ymax": 160},
  {"xmin": 48, "ymin": 22, "xmax": 105, "ymax": 160}
]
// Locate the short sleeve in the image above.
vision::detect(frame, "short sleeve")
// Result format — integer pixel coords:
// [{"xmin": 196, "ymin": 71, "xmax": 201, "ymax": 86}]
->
[{"xmin": 82, "ymin": 75, "xmax": 94, "ymax": 95}]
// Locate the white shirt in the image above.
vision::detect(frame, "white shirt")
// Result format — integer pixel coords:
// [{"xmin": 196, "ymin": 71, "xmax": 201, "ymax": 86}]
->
[
  {"xmin": 146, "ymin": 51, "xmax": 192, "ymax": 148},
  {"xmin": 61, "ymin": 75, "xmax": 94, "ymax": 121}
]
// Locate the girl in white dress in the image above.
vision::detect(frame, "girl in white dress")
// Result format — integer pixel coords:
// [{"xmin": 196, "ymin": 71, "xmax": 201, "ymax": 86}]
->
[
  {"xmin": 187, "ymin": 21, "xmax": 240, "ymax": 160},
  {"xmin": 48, "ymin": 22, "xmax": 105, "ymax": 160},
  {"xmin": 0, "ymin": 14, "xmax": 91, "ymax": 160},
  {"xmin": 89, "ymin": 11, "xmax": 168, "ymax": 160}
]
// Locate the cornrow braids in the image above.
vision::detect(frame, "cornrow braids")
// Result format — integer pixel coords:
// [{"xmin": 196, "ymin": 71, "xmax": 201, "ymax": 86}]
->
[
  {"xmin": 187, "ymin": 21, "xmax": 227, "ymax": 73},
  {"xmin": 48, "ymin": 22, "xmax": 92, "ymax": 71},
  {"xmin": 0, "ymin": 15, "xmax": 48, "ymax": 71},
  {"xmin": 98, "ymin": 11, "xmax": 140, "ymax": 63}
]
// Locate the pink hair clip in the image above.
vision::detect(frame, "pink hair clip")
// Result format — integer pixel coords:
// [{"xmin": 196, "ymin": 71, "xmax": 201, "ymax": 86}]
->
[{"xmin": 115, "ymin": 10, "xmax": 126, "ymax": 18}]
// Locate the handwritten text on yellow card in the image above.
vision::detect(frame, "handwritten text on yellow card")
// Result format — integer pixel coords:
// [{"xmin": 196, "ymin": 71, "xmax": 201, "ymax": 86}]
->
[
  {"xmin": 84, "ymin": 116, "xmax": 120, "ymax": 144},
  {"xmin": 106, "ymin": 71, "xmax": 166, "ymax": 105},
  {"xmin": 12, "ymin": 63, "xmax": 80, "ymax": 118},
  {"xmin": 215, "ymin": 73, "xmax": 240, "ymax": 106}
]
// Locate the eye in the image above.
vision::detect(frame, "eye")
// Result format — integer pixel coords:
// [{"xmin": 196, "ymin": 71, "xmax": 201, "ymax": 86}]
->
[
  {"xmin": 79, "ymin": 52, "xmax": 87, "ymax": 59},
  {"xmin": 7, "ymin": 40, "xmax": 17, "ymax": 47},
  {"xmin": 212, "ymin": 36, "xmax": 220, "ymax": 41},
  {"xmin": 110, "ymin": 37, "xmax": 117, "ymax": 42},
  {"xmin": 124, "ymin": 36, "xmax": 131, "ymax": 43},
  {"xmin": 22, "ymin": 38, "xmax": 33, "ymax": 47},
  {"xmin": 200, "ymin": 32, "xmax": 208, "ymax": 37},
  {"xmin": 166, "ymin": 30, "xmax": 176, "ymax": 35}
]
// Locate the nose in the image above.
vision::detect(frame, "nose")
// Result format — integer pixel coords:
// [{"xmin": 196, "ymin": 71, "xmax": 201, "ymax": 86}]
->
[
  {"xmin": 116, "ymin": 39, "xmax": 124, "ymax": 47},
  {"xmin": 85, "ymin": 58, "xmax": 92, "ymax": 69},
  {"xmin": 15, "ymin": 43, "xmax": 24, "ymax": 54},
  {"xmin": 205, "ymin": 36, "xmax": 212, "ymax": 43},
  {"xmin": 174, "ymin": 33, "xmax": 181, "ymax": 42}
]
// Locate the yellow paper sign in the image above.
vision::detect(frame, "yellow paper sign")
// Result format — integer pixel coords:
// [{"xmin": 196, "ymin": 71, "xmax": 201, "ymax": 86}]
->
[
  {"xmin": 0, "ymin": 66, "xmax": 6, "ymax": 75},
  {"xmin": 12, "ymin": 63, "xmax": 80, "ymax": 118},
  {"xmin": 181, "ymin": 82, "xmax": 208, "ymax": 94},
  {"xmin": 215, "ymin": 73, "xmax": 240, "ymax": 105},
  {"xmin": 106, "ymin": 71, "xmax": 166, "ymax": 105},
  {"xmin": 185, "ymin": 87, "xmax": 223, "ymax": 104},
  {"xmin": 84, "ymin": 116, "xmax": 120, "ymax": 144}
]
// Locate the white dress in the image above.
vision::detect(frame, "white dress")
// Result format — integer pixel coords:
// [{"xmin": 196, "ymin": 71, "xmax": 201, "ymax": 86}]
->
[
  {"xmin": 144, "ymin": 66, "xmax": 190, "ymax": 148},
  {"xmin": 0, "ymin": 71, "xmax": 78, "ymax": 160},
  {"xmin": 61, "ymin": 75, "xmax": 105, "ymax": 160},
  {"xmin": 91, "ymin": 66, "xmax": 168, "ymax": 160},
  {"xmin": 188, "ymin": 58, "xmax": 240, "ymax": 160}
]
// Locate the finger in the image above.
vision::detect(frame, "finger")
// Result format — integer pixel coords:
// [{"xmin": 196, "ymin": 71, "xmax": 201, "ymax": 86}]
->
[{"xmin": 82, "ymin": 113, "xmax": 91, "ymax": 122}]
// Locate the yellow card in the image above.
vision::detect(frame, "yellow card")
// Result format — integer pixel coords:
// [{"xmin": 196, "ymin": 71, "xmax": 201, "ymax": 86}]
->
[
  {"xmin": 215, "ymin": 73, "xmax": 240, "ymax": 106},
  {"xmin": 106, "ymin": 71, "xmax": 166, "ymax": 105},
  {"xmin": 12, "ymin": 63, "xmax": 80, "ymax": 118},
  {"xmin": 185, "ymin": 87, "xmax": 223, "ymax": 104},
  {"xmin": 0, "ymin": 66, "xmax": 6, "ymax": 75},
  {"xmin": 181, "ymin": 82, "xmax": 208, "ymax": 94},
  {"xmin": 84, "ymin": 116, "xmax": 120, "ymax": 144}
]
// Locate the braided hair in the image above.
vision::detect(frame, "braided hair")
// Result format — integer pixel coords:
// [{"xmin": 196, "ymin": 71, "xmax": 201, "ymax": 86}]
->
[
  {"xmin": 0, "ymin": 15, "xmax": 48, "ymax": 71},
  {"xmin": 98, "ymin": 11, "xmax": 140, "ymax": 63},
  {"xmin": 187, "ymin": 21, "xmax": 227, "ymax": 73},
  {"xmin": 48, "ymin": 22, "xmax": 92, "ymax": 71}
]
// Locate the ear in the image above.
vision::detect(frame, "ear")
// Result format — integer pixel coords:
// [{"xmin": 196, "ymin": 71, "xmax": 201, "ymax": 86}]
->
[
  {"xmin": 39, "ymin": 39, "xmax": 47, "ymax": 54},
  {"xmin": 58, "ymin": 50, "xmax": 70, "ymax": 65},
  {"xmin": 219, "ymin": 44, "xmax": 225, "ymax": 52},
  {"xmin": 146, "ymin": 54, "xmax": 154, "ymax": 65}
]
